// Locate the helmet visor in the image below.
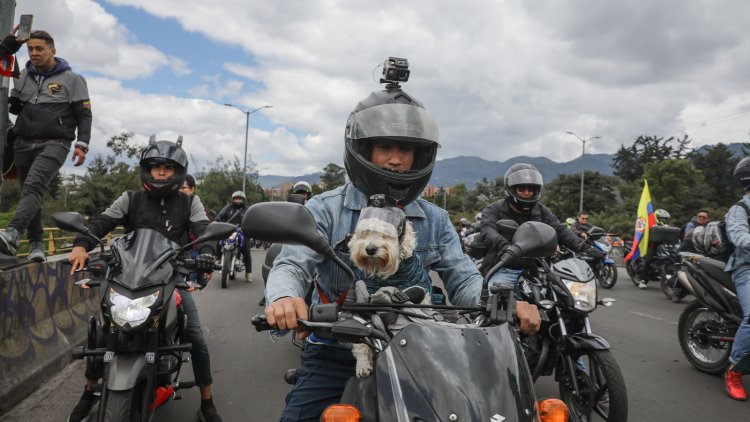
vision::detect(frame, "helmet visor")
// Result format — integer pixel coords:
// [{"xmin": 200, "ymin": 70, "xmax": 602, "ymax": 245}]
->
[
  {"xmin": 357, "ymin": 206, "xmax": 405, "ymax": 237},
  {"xmin": 506, "ymin": 168, "xmax": 543, "ymax": 187},
  {"xmin": 348, "ymin": 104, "xmax": 440, "ymax": 146}
]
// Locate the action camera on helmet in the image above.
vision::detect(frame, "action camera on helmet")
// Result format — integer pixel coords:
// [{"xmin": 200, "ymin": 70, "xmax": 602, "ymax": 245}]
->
[{"xmin": 380, "ymin": 57, "xmax": 410, "ymax": 85}]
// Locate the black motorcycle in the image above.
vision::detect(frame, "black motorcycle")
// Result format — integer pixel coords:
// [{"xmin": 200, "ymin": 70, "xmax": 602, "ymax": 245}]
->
[
  {"xmin": 52, "ymin": 212, "xmax": 234, "ymax": 422},
  {"xmin": 245, "ymin": 202, "xmax": 571, "ymax": 422},
  {"xmin": 624, "ymin": 226, "xmax": 687, "ymax": 301},
  {"xmin": 498, "ymin": 220, "xmax": 628, "ymax": 422},
  {"xmin": 676, "ymin": 254, "xmax": 740, "ymax": 375}
]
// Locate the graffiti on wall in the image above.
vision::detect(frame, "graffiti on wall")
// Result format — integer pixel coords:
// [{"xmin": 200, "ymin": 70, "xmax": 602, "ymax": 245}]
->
[{"xmin": 0, "ymin": 261, "xmax": 97, "ymax": 365}]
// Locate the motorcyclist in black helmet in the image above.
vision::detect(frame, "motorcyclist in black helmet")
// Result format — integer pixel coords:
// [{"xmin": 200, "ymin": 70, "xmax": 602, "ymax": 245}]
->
[
  {"xmin": 66, "ymin": 136, "xmax": 224, "ymax": 422},
  {"xmin": 215, "ymin": 190, "xmax": 253, "ymax": 282},
  {"xmin": 480, "ymin": 163, "xmax": 597, "ymax": 289},
  {"xmin": 263, "ymin": 59, "xmax": 540, "ymax": 421},
  {"xmin": 291, "ymin": 180, "xmax": 313, "ymax": 203}
]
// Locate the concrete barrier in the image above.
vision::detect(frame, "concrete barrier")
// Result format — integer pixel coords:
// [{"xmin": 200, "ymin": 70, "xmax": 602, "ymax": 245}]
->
[{"xmin": 0, "ymin": 254, "xmax": 96, "ymax": 415}]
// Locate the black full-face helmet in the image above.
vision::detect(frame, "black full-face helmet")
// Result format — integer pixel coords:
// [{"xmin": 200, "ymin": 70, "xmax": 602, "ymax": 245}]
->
[
  {"xmin": 504, "ymin": 163, "xmax": 543, "ymax": 214},
  {"xmin": 735, "ymin": 156, "xmax": 750, "ymax": 191},
  {"xmin": 139, "ymin": 135, "xmax": 188, "ymax": 199},
  {"xmin": 344, "ymin": 86, "xmax": 440, "ymax": 206}
]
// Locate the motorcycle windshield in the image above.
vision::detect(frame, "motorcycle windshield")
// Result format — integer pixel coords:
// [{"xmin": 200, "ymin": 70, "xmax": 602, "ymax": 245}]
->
[
  {"xmin": 376, "ymin": 323, "xmax": 537, "ymax": 421},
  {"xmin": 109, "ymin": 229, "xmax": 179, "ymax": 289}
]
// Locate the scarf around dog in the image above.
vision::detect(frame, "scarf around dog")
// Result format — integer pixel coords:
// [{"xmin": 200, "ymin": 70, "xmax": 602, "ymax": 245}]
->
[{"xmin": 355, "ymin": 254, "xmax": 432, "ymax": 297}]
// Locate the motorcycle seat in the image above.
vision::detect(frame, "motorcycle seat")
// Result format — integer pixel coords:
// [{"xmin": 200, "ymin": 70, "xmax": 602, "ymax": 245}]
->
[{"xmin": 696, "ymin": 256, "xmax": 734, "ymax": 292}]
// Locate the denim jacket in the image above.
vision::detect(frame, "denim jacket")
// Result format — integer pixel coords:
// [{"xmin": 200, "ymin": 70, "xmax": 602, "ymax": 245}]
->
[
  {"xmin": 265, "ymin": 183, "xmax": 483, "ymax": 306},
  {"xmin": 726, "ymin": 194, "xmax": 750, "ymax": 272}
]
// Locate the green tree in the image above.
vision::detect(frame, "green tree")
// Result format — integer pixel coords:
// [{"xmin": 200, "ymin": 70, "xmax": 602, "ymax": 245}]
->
[
  {"xmin": 689, "ymin": 143, "xmax": 742, "ymax": 206},
  {"xmin": 544, "ymin": 171, "xmax": 623, "ymax": 218},
  {"xmin": 612, "ymin": 135, "xmax": 692, "ymax": 182},
  {"xmin": 196, "ymin": 156, "xmax": 263, "ymax": 214},
  {"xmin": 642, "ymin": 159, "xmax": 708, "ymax": 223},
  {"xmin": 320, "ymin": 163, "xmax": 346, "ymax": 191}
]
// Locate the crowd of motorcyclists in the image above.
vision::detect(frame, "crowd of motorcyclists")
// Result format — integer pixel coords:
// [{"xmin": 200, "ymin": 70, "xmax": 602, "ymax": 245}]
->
[{"xmin": 0, "ymin": 39, "xmax": 744, "ymax": 419}]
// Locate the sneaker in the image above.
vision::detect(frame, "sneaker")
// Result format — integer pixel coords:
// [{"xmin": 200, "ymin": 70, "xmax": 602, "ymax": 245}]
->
[
  {"xmin": 258, "ymin": 297, "xmax": 266, "ymax": 306},
  {"xmin": 726, "ymin": 368, "xmax": 747, "ymax": 401},
  {"xmin": 198, "ymin": 402, "xmax": 224, "ymax": 422},
  {"xmin": 68, "ymin": 388, "xmax": 97, "ymax": 422},
  {"xmin": 27, "ymin": 241, "xmax": 45, "ymax": 262},
  {"xmin": 0, "ymin": 227, "xmax": 19, "ymax": 256},
  {"xmin": 246, "ymin": 273, "xmax": 253, "ymax": 283},
  {"xmin": 638, "ymin": 281, "xmax": 647, "ymax": 289}
]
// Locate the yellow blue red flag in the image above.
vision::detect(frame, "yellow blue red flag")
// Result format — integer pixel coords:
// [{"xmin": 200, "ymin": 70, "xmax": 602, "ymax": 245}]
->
[{"xmin": 625, "ymin": 180, "xmax": 656, "ymax": 262}]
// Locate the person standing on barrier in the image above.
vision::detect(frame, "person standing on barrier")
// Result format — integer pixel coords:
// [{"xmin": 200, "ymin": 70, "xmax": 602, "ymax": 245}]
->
[{"xmin": 0, "ymin": 30, "xmax": 92, "ymax": 262}]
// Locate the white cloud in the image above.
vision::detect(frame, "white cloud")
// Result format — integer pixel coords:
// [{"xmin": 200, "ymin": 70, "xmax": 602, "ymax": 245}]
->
[{"xmin": 19, "ymin": 0, "xmax": 750, "ymax": 176}]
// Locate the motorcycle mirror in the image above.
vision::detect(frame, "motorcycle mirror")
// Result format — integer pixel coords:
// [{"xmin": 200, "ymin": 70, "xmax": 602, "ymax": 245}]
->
[
  {"xmin": 587, "ymin": 226, "xmax": 605, "ymax": 241},
  {"xmin": 510, "ymin": 221, "xmax": 558, "ymax": 258},
  {"xmin": 52, "ymin": 211, "xmax": 89, "ymax": 234},
  {"xmin": 52, "ymin": 212, "xmax": 105, "ymax": 252},
  {"xmin": 242, "ymin": 202, "xmax": 331, "ymax": 256},
  {"xmin": 496, "ymin": 219, "xmax": 519, "ymax": 236},
  {"xmin": 191, "ymin": 222, "xmax": 236, "ymax": 245}
]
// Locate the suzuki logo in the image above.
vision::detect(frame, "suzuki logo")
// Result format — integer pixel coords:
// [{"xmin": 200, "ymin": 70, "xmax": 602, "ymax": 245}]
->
[{"xmin": 490, "ymin": 415, "xmax": 505, "ymax": 422}]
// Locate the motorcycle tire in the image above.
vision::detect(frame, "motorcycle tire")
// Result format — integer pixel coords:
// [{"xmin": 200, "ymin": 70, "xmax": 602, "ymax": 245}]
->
[
  {"xmin": 221, "ymin": 250, "xmax": 232, "ymax": 289},
  {"xmin": 626, "ymin": 259, "xmax": 645, "ymax": 286},
  {"xmin": 597, "ymin": 265, "xmax": 618, "ymax": 289},
  {"xmin": 559, "ymin": 350, "xmax": 628, "ymax": 422},
  {"xmin": 229, "ymin": 253, "xmax": 237, "ymax": 280},
  {"xmin": 678, "ymin": 300, "xmax": 732, "ymax": 375},
  {"xmin": 104, "ymin": 388, "xmax": 145, "ymax": 422}
]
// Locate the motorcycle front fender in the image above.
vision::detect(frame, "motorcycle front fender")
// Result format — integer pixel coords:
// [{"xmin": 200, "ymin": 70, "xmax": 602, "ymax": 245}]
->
[
  {"xmin": 107, "ymin": 354, "xmax": 151, "ymax": 391},
  {"xmin": 603, "ymin": 258, "xmax": 615, "ymax": 265},
  {"xmin": 563, "ymin": 333, "xmax": 611, "ymax": 353}
]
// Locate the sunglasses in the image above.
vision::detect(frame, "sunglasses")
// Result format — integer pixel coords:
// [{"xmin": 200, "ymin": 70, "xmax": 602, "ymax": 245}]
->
[{"xmin": 697, "ymin": 215, "xmax": 709, "ymax": 219}]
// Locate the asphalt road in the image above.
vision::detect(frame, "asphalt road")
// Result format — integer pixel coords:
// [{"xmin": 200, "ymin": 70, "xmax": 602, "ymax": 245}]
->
[{"xmin": 3, "ymin": 252, "xmax": 750, "ymax": 421}]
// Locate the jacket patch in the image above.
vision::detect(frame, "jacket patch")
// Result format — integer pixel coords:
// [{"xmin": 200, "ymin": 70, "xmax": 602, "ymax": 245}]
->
[{"xmin": 47, "ymin": 82, "xmax": 63, "ymax": 94}]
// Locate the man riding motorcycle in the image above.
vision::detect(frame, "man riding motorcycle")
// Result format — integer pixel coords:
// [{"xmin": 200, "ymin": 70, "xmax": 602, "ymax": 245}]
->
[
  {"xmin": 215, "ymin": 190, "xmax": 252, "ymax": 282},
  {"xmin": 66, "ymin": 138, "xmax": 223, "ymax": 422},
  {"xmin": 480, "ymin": 163, "xmax": 601, "ymax": 290},
  {"xmin": 264, "ymin": 72, "xmax": 541, "ymax": 421},
  {"xmin": 291, "ymin": 180, "xmax": 313, "ymax": 203}
]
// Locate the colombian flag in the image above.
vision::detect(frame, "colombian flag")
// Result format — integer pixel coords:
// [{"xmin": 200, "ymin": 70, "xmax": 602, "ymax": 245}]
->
[{"xmin": 625, "ymin": 180, "xmax": 657, "ymax": 262}]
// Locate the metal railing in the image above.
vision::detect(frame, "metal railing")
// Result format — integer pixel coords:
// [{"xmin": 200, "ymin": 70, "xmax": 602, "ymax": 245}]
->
[{"xmin": 14, "ymin": 226, "xmax": 126, "ymax": 257}]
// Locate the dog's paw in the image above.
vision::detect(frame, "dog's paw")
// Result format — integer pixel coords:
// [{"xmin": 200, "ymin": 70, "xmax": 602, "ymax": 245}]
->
[{"xmin": 356, "ymin": 360, "xmax": 373, "ymax": 378}]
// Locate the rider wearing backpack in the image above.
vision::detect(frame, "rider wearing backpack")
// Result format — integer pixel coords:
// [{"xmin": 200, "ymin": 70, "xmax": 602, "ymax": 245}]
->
[{"xmin": 722, "ymin": 157, "xmax": 750, "ymax": 401}]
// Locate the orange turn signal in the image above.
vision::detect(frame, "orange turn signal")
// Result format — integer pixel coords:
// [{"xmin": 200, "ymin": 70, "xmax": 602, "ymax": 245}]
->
[
  {"xmin": 321, "ymin": 404, "xmax": 361, "ymax": 422},
  {"xmin": 538, "ymin": 398, "xmax": 570, "ymax": 422}
]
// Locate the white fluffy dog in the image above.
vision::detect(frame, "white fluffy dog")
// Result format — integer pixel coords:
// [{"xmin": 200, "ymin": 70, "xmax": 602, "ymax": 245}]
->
[
  {"xmin": 347, "ymin": 206, "xmax": 418, "ymax": 377},
  {"xmin": 348, "ymin": 213, "xmax": 416, "ymax": 280}
]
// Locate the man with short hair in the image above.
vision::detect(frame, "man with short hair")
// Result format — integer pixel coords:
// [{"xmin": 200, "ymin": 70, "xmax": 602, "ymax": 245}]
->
[
  {"xmin": 678, "ymin": 209, "xmax": 710, "ymax": 253},
  {"xmin": 571, "ymin": 212, "xmax": 592, "ymax": 239},
  {"xmin": 0, "ymin": 30, "xmax": 92, "ymax": 261}
]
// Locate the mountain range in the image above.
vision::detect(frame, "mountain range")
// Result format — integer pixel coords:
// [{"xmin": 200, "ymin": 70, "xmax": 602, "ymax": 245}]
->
[{"xmin": 257, "ymin": 142, "xmax": 746, "ymax": 189}]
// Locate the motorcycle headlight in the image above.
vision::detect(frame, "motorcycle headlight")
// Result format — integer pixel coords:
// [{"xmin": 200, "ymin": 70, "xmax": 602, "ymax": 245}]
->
[
  {"xmin": 108, "ymin": 288, "xmax": 160, "ymax": 328},
  {"xmin": 562, "ymin": 279, "xmax": 597, "ymax": 312}
]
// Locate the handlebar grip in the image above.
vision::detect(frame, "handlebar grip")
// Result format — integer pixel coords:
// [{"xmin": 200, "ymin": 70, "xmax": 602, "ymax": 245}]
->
[{"xmin": 251, "ymin": 314, "xmax": 273, "ymax": 332}]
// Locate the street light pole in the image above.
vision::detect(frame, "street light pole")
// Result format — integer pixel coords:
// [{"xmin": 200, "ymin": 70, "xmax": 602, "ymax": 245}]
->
[
  {"xmin": 224, "ymin": 103, "xmax": 273, "ymax": 196},
  {"xmin": 566, "ymin": 131, "xmax": 601, "ymax": 213}
]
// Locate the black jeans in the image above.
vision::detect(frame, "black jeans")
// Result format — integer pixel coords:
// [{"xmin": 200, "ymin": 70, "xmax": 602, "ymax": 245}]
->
[{"xmin": 10, "ymin": 139, "xmax": 69, "ymax": 242}]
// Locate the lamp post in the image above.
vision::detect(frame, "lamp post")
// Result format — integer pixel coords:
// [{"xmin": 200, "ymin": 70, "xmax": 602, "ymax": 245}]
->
[
  {"xmin": 566, "ymin": 131, "xmax": 601, "ymax": 213},
  {"xmin": 224, "ymin": 103, "xmax": 273, "ymax": 196}
]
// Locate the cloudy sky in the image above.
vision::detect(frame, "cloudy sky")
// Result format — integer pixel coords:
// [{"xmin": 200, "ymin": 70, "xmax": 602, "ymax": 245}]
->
[{"xmin": 9, "ymin": 0, "xmax": 750, "ymax": 177}]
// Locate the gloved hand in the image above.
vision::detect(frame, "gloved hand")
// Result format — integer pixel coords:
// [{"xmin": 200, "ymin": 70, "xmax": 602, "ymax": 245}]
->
[
  {"xmin": 0, "ymin": 34, "xmax": 22, "ymax": 56},
  {"xmin": 195, "ymin": 253, "xmax": 216, "ymax": 273}
]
